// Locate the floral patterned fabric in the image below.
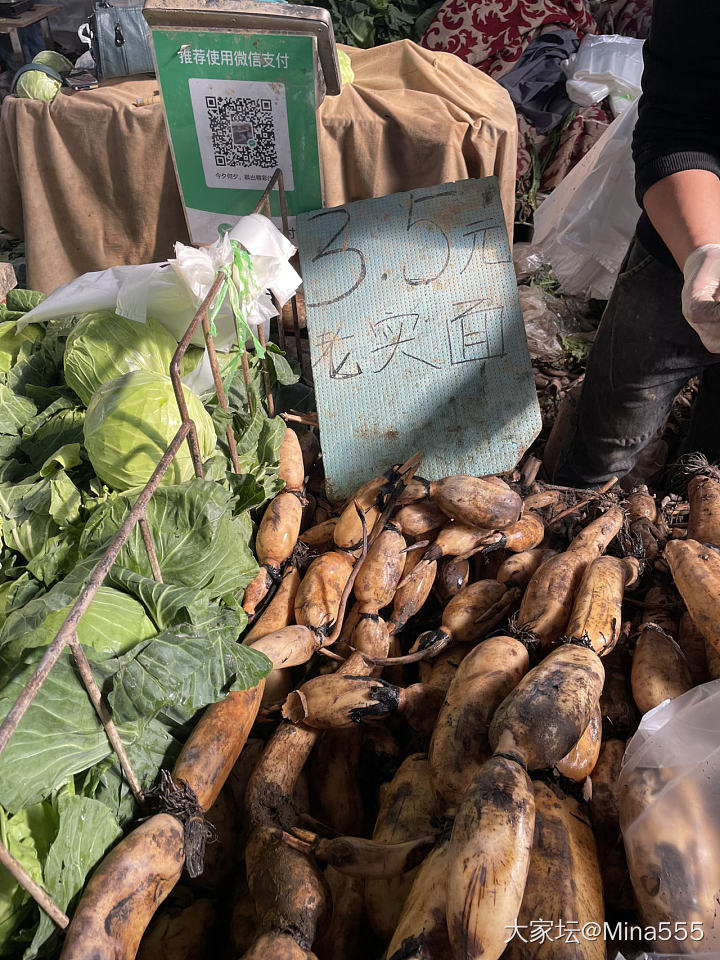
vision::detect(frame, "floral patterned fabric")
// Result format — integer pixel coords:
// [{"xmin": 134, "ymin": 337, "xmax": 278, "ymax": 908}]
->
[
  {"xmin": 421, "ymin": 0, "xmax": 596, "ymax": 79},
  {"xmin": 517, "ymin": 102, "xmax": 610, "ymax": 186}
]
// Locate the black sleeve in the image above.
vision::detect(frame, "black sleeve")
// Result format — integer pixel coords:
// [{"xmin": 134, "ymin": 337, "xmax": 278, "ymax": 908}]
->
[{"xmin": 632, "ymin": 0, "xmax": 720, "ymax": 206}]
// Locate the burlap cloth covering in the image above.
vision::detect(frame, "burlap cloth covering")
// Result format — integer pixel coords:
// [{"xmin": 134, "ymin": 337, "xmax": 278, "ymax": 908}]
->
[{"xmin": 0, "ymin": 39, "xmax": 517, "ymax": 294}]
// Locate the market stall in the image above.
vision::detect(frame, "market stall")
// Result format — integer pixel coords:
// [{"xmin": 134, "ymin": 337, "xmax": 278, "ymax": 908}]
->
[{"xmin": 0, "ymin": 39, "xmax": 517, "ymax": 293}]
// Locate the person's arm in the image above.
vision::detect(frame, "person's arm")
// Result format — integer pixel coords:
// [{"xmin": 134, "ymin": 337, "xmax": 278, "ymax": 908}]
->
[
  {"xmin": 644, "ymin": 171, "xmax": 720, "ymax": 272},
  {"xmin": 632, "ymin": 0, "xmax": 720, "ymax": 350}
]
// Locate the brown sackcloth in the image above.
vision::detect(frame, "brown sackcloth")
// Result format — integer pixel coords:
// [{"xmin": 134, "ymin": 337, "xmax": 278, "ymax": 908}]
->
[{"xmin": 0, "ymin": 40, "xmax": 517, "ymax": 295}]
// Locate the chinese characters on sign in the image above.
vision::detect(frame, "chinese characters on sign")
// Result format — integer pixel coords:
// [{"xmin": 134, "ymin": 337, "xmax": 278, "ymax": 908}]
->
[
  {"xmin": 297, "ymin": 177, "xmax": 542, "ymax": 498},
  {"xmin": 303, "ymin": 198, "xmax": 509, "ymax": 382},
  {"xmin": 178, "ymin": 48, "xmax": 290, "ymax": 69}
]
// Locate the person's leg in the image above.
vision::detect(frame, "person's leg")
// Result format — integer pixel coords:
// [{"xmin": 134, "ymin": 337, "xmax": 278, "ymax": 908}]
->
[
  {"xmin": 549, "ymin": 235, "xmax": 716, "ymax": 486},
  {"xmin": 19, "ymin": 22, "xmax": 45, "ymax": 62},
  {"xmin": 680, "ymin": 361, "xmax": 720, "ymax": 463},
  {"xmin": 0, "ymin": 34, "xmax": 16, "ymax": 71}
]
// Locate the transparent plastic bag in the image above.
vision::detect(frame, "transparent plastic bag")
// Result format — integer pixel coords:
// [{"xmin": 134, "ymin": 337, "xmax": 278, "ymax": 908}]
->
[
  {"xmin": 518, "ymin": 286, "xmax": 562, "ymax": 359},
  {"xmin": 530, "ymin": 100, "xmax": 639, "ymax": 301},
  {"xmin": 564, "ymin": 34, "xmax": 644, "ymax": 110},
  {"xmin": 615, "ymin": 953, "xmax": 720, "ymax": 959},
  {"xmin": 618, "ymin": 682, "xmax": 720, "ymax": 954}
]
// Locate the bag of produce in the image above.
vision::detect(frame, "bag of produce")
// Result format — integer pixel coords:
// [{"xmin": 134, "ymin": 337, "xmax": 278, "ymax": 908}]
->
[{"xmin": 618, "ymin": 681, "xmax": 720, "ymax": 954}]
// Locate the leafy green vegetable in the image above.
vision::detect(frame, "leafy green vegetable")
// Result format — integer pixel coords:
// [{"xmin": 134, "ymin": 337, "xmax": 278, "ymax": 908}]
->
[
  {"xmin": 0, "ymin": 445, "xmax": 83, "ymax": 578},
  {"xmin": 0, "ymin": 585, "xmax": 156, "ymax": 668},
  {"xmin": 14, "ymin": 70, "xmax": 62, "ymax": 102},
  {"xmin": 79, "ymin": 479, "xmax": 258, "ymax": 599},
  {"xmin": 0, "ymin": 289, "xmax": 292, "ymax": 951},
  {"xmin": 64, "ymin": 312, "xmax": 179, "ymax": 406},
  {"xmin": 295, "ymin": 0, "xmax": 440, "ymax": 47},
  {"xmin": 80, "ymin": 717, "xmax": 181, "ymax": 826},
  {"xmin": 0, "ymin": 384, "xmax": 36, "ymax": 435},
  {"xmin": 108, "ymin": 608, "xmax": 270, "ymax": 725},
  {"xmin": 4, "ymin": 291, "xmax": 43, "ymax": 314},
  {"xmin": 31, "ymin": 51, "xmax": 73, "ymax": 77},
  {"xmin": 0, "ymin": 323, "xmax": 43, "ymax": 375},
  {"xmin": 0, "ymin": 648, "xmax": 142, "ymax": 812},
  {"xmin": 84, "ymin": 371, "xmax": 216, "ymax": 491},
  {"xmin": 23, "ymin": 795, "xmax": 122, "ymax": 959},
  {"xmin": 0, "ymin": 803, "xmax": 50, "ymax": 956}
]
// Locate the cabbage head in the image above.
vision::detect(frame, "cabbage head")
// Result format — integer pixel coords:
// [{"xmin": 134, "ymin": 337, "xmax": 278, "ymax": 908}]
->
[
  {"xmin": 14, "ymin": 70, "xmax": 61, "ymax": 102},
  {"xmin": 32, "ymin": 50, "xmax": 73, "ymax": 76},
  {"xmin": 84, "ymin": 371, "xmax": 216, "ymax": 490},
  {"xmin": 0, "ymin": 585, "xmax": 156, "ymax": 666},
  {"xmin": 64, "ymin": 312, "xmax": 179, "ymax": 406}
]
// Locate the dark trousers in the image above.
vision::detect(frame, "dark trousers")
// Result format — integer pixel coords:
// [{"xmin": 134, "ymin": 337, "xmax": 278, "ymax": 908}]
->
[{"xmin": 550, "ymin": 235, "xmax": 720, "ymax": 486}]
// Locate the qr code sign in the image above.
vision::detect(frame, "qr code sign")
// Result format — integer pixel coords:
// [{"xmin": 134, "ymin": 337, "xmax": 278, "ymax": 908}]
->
[
  {"xmin": 189, "ymin": 78, "xmax": 295, "ymax": 191},
  {"xmin": 205, "ymin": 95, "xmax": 278, "ymax": 169}
]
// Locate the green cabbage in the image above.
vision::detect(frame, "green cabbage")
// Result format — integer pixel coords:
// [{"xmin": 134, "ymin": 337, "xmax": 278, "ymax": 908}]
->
[
  {"xmin": 84, "ymin": 371, "xmax": 215, "ymax": 490},
  {"xmin": 32, "ymin": 50, "xmax": 73, "ymax": 76},
  {"xmin": 0, "ymin": 585, "xmax": 156, "ymax": 666},
  {"xmin": 0, "ymin": 321, "xmax": 42, "ymax": 373},
  {"xmin": 14, "ymin": 70, "xmax": 61, "ymax": 102},
  {"xmin": 64, "ymin": 312, "xmax": 179, "ymax": 406}
]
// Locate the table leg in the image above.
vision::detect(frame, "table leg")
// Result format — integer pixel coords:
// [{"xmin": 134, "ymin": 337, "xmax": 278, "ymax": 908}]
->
[
  {"xmin": 40, "ymin": 16, "xmax": 52, "ymax": 47},
  {"xmin": 9, "ymin": 27, "xmax": 24, "ymax": 65}
]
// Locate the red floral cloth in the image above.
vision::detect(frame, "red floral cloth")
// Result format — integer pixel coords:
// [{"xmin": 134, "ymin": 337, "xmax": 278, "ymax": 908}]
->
[{"xmin": 421, "ymin": 0, "xmax": 596, "ymax": 79}]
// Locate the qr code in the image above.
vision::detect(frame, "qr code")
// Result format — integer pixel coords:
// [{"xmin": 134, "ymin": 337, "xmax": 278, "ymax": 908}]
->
[{"xmin": 205, "ymin": 95, "xmax": 278, "ymax": 168}]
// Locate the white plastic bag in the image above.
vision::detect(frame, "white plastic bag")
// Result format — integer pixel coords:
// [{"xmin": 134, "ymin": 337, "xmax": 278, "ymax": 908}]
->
[
  {"xmin": 19, "ymin": 215, "xmax": 301, "ymax": 352},
  {"xmin": 564, "ymin": 34, "xmax": 644, "ymax": 111},
  {"xmin": 618, "ymin": 681, "xmax": 720, "ymax": 954},
  {"xmin": 530, "ymin": 100, "xmax": 639, "ymax": 301}
]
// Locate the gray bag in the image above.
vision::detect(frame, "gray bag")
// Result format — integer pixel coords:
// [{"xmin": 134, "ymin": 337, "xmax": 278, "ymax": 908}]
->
[{"xmin": 90, "ymin": 2, "xmax": 154, "ymax": 79}]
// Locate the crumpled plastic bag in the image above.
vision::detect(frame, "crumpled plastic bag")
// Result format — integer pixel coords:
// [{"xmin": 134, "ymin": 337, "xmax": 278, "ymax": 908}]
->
[
  {"xmin": 530, "ymin": 100, "xmax": 639, "ymax": 302},
  {"xmin": 618, "ymin": 681, "xmax": 720, "ymax": 954},
  {"xmin": 19, "ymin": 215, "xmax": 301, "ymax": 353},
  {"xmin": 518, "ymin": 285, "xmax": 593, "ymax": 359},
  {"xmin": 564, "ymin": 34, "xmax": 644, "ymax": 115},
  {"xmin": 518, "ymin": 286, "xmax": 562, "ymax": 359}
]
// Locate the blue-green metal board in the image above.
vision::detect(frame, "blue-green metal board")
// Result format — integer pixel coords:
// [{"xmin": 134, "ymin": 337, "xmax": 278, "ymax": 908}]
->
[{"xmin": 296, "ymin": 177, "xmax": 541, "ymax": 499}]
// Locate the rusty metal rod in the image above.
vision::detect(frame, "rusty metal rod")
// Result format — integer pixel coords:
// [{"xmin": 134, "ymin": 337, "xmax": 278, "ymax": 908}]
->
[
  {"xmin": 241, "ymin": 346, "xmax": 254, "ymax": 414},
  {"xmin": 0, "ymin": 423, "xmax": 192, "ymax": 759},
  {"xmin": 67, "ymin": 634, "xmax": 144, "ymax": 805},
  {"xmin": 0, "ymin": 842, "xmax": 69, "ymax": 929},
  {"xmin": 138, "ymin": 516, "xmax": 163, "ymax": 583},
  {"xmin": 200, "ymin": 307, "xmax": 241, "ymax": 474},
  {"xmin": 257, "ymin": 322, "xmax": 274, "ymax": 417}
]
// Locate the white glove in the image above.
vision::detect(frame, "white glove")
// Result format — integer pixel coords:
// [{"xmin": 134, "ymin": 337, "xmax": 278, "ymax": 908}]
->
[{"xmin": 682, "ymin": 244, "xmax": 720, "ymax": 353}]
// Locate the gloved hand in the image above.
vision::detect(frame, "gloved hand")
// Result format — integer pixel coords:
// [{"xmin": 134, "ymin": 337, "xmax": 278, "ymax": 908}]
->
[{"xmin": 682, "ymin": 244, "xmax": 720, "ymax": 353}]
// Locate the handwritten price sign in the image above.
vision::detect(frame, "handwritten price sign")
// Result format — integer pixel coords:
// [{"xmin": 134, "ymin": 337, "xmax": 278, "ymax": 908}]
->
[{"xmin": 296, "ymin": 177, "xmax": 540, "ymax": 499}]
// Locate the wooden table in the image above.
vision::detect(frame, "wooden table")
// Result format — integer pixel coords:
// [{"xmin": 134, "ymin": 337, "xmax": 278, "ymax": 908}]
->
[{"xmin": 0, "ymin": 5, "xmax": 62, "ymax": 65}]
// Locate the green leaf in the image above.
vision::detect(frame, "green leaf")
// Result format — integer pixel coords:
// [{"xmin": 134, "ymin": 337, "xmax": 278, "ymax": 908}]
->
[
  {"xmin": 20, "ymin": 407, "xmax": 85, "ymax": 470},
  {"xmin": 0, "ymin": 455, "xmax": 82, "ymax": 567},
  {"xmin": 0, "ymin": 648, "xmax": 143, "ymax": 812},
  {"xmin": 78, "ymin": 479, "xmax": 259, "ymax": 600},
  {"xmin": 23, "ymin": 795, "xmax": 122, "ymax": 959},
  {"xmin": 108, "ymin": 609, "xmax": 269, "ymax": 725},
  {"xmin": 104, "ymin": 566, "xmax": 213, "ymax": 630},
  {"xmin": 0, "ymin": 803, "xmax": 50, "ymax": 956},
  {"xmin": 5, "ymin": 290, "xmax": 44, "ymax": 314},
  {"xmin": 0, "ymin": 384, "xmax": 36, "ymax": 435},
  {"xmin": 80, "ymin": 717, "xmax": 181, "ymax": 827}
]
